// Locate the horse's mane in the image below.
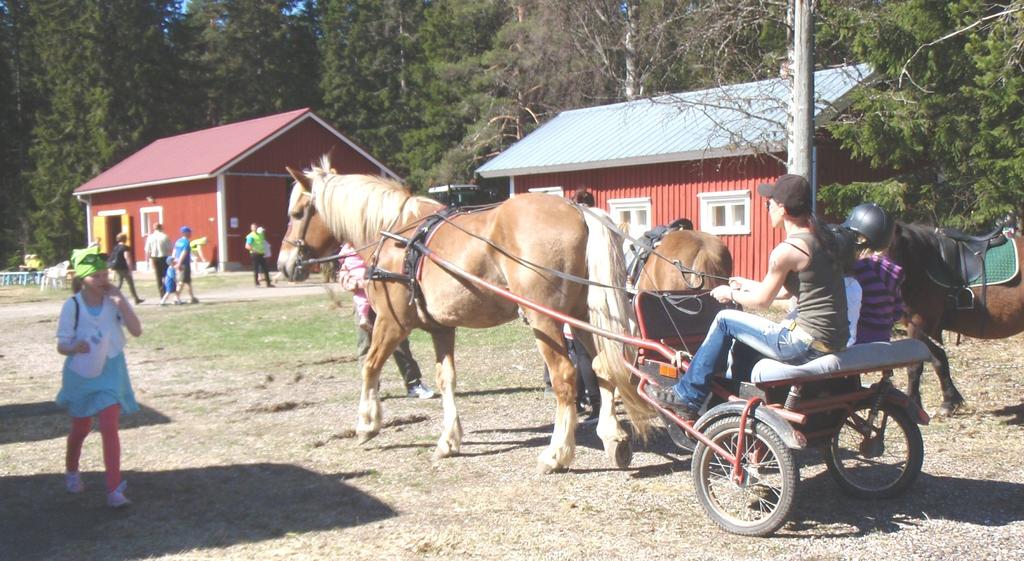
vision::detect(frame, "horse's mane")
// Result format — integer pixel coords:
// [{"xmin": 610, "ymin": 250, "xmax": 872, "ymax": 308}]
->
[
  {"xmin": 889, "ymin": 221, "xmax": 941, "ymax": 281},
  {"xmin": 300, "ymin": 155, "xmax": 437, "ymax": 246}
]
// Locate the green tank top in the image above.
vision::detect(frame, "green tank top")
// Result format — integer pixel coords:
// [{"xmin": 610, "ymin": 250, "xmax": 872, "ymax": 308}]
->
[
  {"xmin": 786, "ymin": 232, "xmax": 849, "ymax": 350},
  {"xmin": 247, "ymin": 232, "xmax": 266, "ymax": 254}
]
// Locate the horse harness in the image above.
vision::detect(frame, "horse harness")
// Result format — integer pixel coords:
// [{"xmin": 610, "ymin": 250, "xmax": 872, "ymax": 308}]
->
[
  {"xmin": 365, "ymin": 206, "xmax": 463, "ymax": 325},
  {"xmin": 626, "ymin": 223, "xmax": 696, "ymax": 289}
]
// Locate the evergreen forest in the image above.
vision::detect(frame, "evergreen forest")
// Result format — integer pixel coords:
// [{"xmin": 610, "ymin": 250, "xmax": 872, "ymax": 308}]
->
[{"xmin": 1, "ymin": 0, "xmax": 1021, "ymax": 265}]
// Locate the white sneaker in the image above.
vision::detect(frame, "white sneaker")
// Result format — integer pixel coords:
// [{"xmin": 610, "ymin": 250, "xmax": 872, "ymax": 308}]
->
[
  {"xmin": 407, "ymin": 382, "xmax": 435, "ymax": 399},
  {"xmin": 65, "ymin": 472, "xmax": 84, "ymax": 494},
  {"xmin": 106, "ymin": 480, "xmax": 131, "ymax": 508}
]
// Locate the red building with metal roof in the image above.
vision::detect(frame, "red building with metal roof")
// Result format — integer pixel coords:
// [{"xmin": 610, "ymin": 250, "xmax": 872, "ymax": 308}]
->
[
  {"xmin": 476, "ymin": 65, "xmax": 889, "ymax": 281},
  {"xmin": 74, "ymin": 108, "xmax": 398, "ymax": 272}
]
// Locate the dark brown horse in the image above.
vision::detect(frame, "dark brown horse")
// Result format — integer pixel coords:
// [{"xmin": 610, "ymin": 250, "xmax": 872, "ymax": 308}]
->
[
  {"xmin": 888, "ymin": 222, "xmax": 1024, "ymax": 415},
  {"xmin": 277, "ymin": 159, "xmax": 654, "ymax": 473},
  {"xmin": 632, "ymin": 229, "xmax": 733, "ymax": 291}
]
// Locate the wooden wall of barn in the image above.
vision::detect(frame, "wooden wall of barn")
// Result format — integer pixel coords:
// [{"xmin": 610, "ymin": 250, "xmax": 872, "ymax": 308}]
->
[
  {"xmin": 88, "ymin": 178, "xmax": 218, "ymax": 270},
  {"xmin": 226, "ymin": 117, "xmax": 388, "ymax": 265},
  {"xmin": 230, "ymin": 118, "xmax": 382, "ymax": 176},
  {"xmin": 512, "ymin": 144, "xmax": 886, "ymax": 281}
]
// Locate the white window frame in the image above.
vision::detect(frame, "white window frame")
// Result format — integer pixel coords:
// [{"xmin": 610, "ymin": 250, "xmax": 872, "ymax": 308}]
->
[
  {"xmin": 139, "ymin": 206, "xmax": 163, "ymax": 236},
  {"xmin": 97, "ymin": 209, "xmax": 126, "ymax": 216},
  {"xmin": 698, "ymin": 189, "xmax": 751, "ymax": 235},
  {"xmin": 527, "ymin": 186, "xmax": 564, "ymax": 197},
  {"xmin": 608, "ymin": 196, "xmax": 652, "ymax": 238}
]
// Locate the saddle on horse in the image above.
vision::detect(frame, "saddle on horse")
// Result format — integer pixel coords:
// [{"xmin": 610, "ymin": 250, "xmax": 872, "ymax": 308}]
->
[{"xmin": 933, "ymin": 216, "xmax": 1015, "ymax": 309}]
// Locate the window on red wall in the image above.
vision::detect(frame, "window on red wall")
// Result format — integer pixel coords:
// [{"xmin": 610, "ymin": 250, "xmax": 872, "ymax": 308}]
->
[
  {"xmin": 140, "ymin": 206, "xmax": 163, "ymax": 236},
  {"xmin": 698, "ymin": 190, "xmax": 750, "ymax": 235}
]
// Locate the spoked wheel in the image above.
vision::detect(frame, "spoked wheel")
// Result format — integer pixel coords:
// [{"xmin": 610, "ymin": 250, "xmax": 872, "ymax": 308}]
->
[
  {"xmin": 824, "ymin": 402, "xmax": 923, "ymax": 499},
  {"xmin": 692, "ymin": 416, "xmax": 797, "ymax": 536}
]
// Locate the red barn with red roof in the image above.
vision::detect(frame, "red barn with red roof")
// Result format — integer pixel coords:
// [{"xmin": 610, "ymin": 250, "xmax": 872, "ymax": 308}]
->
[{"xmin": 74, "ymin": 108, "xmax": 399, "ymax": 272}]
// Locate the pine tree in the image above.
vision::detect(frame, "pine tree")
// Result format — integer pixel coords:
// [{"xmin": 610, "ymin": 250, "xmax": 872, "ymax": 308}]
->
[
  {"xmin": 319, "ymin": 0, "xmax": 426, "ymax": 179},
  {"xmin": 400, "ymin": 0, "xmax": 509, "ymax": 187},
  {"xmin": 186, "ymin": 0, "xmax": 321, "ymax": 125},
  {"xmin": 823, "ymin": 0, "xmax": 1024, "ymax": 228},
  {"xmin": 28, "ymin": 0, "xmax": 192, "ymax": 261},
  {"xmin": 0, "ymin": 2, "xmax": 19, "ymax": 265},
  {"xmin": 0, "ymin": 0, "xmax": 39, "ymax": 266}
]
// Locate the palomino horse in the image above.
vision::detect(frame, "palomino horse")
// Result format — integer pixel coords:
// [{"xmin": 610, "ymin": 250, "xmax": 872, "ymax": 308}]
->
[
  {"xmin": 888, "ymin": 222, "xmax": 1024, "ymax": 415},
  {"xmin": 277, "ymin": 159, "xmax": 654, "ymax": 473},
  {"xmin": 632, "ymin": 229, "xmax": 732, "ymax": 291}
]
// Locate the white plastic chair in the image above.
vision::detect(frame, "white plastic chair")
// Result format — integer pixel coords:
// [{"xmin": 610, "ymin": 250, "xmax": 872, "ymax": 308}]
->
[{"xmin": 40, "ymin": 261, "xmax": 70, "ymax": 291}]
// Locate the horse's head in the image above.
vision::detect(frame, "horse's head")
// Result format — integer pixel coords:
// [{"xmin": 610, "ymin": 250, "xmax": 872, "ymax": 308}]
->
[{"xmin": 277, "ymin": 166, "xmax": 339, "ymax": 282}]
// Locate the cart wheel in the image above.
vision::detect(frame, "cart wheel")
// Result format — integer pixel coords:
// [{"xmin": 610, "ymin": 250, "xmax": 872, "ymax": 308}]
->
[
  {"xmin": 824, "ymin": 402, "xmax": 923, "ymax": 499},
  {"xmin": 692, "ymin": 416, "xmax": 797, "ymax": 536}
]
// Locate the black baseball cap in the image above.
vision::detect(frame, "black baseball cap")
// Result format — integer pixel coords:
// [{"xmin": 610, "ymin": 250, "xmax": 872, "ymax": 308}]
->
[{"xmin": 757, "ymin": 174, "xmax": 811, "ymax": 215}]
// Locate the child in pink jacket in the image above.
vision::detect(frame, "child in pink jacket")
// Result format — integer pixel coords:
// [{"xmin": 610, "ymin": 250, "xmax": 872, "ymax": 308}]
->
[{"xmin": 338, "ymin": 243, "xmax": 371, "ymax": 331}]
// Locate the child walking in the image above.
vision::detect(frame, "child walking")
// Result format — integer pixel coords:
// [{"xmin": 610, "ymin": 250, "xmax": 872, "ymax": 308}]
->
[
  {"xmin": 56, "ymin": 247, "xmax": 143, "ymax": 508},
  {"xmin": 159, "ymin": 256, "xmax": 182, "ymax": 306},
  {"xmin": 337, "ymin": 243, "xmax": 434, "ymax": 399},
  {"xmin": 338, "ymin": 243, "xmax": 372, "ymax": 331}
]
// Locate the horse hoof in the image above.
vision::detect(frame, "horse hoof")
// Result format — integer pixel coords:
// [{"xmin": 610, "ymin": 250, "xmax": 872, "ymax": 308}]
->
[
  {"xmin": 937, "ymin": 403, "xmax": 961, "ymax": 417},
  {"xmin": 536, "ymin": 460, "xmax": 568, "ymax": 475},
  {"xmin": 356, "ymin": 430, "xmax": 378, "ymax": 444},
  {"xmin": 606, "ymin": 439, "xmax": 633, "ymax": 469},
  {"xmin": 433, "ymin": 447, "xmax": 457, "ymax": 460}
]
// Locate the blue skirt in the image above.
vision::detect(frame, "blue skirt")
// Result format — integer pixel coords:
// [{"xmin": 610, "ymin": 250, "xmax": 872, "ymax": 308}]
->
[{"xmin": 56, "ymin": 352, "xmax": 140, "ymax": 418}]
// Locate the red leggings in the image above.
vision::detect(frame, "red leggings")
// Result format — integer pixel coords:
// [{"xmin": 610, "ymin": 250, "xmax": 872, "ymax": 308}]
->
[{"xmin": 65, "ymin": 404, "xmax": 121, "ymax": 493}]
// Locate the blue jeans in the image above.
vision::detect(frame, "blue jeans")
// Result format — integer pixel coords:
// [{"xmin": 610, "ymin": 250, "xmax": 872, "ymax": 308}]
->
[{"xmin": 673, "ymin": 309, "xmax": 821, "ymax": 409}]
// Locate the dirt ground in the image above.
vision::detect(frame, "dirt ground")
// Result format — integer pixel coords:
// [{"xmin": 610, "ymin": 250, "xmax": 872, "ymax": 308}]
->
[{"xmin": 2, "ymin": 283, "xmax": 1023, "ymax": 561}]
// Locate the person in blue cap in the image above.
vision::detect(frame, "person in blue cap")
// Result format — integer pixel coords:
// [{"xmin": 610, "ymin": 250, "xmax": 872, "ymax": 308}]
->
[{"xmin": 172, "ymin": 226, "xmax": 199, "ymax": 304}]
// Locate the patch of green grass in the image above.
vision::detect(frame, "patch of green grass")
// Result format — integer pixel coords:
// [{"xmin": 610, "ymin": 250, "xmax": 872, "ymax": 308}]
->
[
  {"xmin": 137, "ymin": 295, "xmax": 351, "ymax": 370},
  {"xmin": 133, "ymin": 292, "xmax": 541, "ymax": 381}
]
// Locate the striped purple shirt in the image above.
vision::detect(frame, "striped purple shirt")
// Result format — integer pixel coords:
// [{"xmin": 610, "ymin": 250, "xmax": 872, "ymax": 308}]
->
[{"xmin": 852, "ymin": 255, "xmax": 905, "ymax": 344}]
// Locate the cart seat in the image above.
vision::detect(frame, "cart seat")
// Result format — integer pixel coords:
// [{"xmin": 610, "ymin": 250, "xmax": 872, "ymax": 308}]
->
[
  {"xmin": 634, "ymin": 290, "xmax": 736, "ymax": 360},
  {"xmin": 751, "ymin": 339, "xmax": 932, "ymax": 386}
]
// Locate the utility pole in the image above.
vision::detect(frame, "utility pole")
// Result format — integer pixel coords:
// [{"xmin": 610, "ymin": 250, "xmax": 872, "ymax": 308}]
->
[{"xmin": 787, "ymin": 0, "xmax": 814, "ymax": 180}]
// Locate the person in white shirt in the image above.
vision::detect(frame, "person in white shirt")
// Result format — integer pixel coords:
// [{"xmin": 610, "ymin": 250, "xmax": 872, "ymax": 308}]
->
[
  {"xmin": 144, "ymin": 224, "xmax": 171, "ymax": 297},
  {"xmin": 56, "ymin": 247, "xmax": 142, "ymax": 508}
]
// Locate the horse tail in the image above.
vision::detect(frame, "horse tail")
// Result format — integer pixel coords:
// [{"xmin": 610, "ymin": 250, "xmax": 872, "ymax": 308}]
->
[
  {"xmin": 690, "ymin": 235, "xmax": 733, "ymax": 289},
  {"xmin": 581, "ymin": 209, "xmax": 655, "ymax": 439}
]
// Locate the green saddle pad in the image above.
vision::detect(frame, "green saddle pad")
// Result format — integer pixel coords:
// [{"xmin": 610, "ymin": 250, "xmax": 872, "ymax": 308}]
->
[
  {"xmin": 971, "ymin": 238, "xmax": 1020, "ymax": 286},
  {"xmin": 927, "ymin": 237, "xmax": 1020, "ymax": 288}
]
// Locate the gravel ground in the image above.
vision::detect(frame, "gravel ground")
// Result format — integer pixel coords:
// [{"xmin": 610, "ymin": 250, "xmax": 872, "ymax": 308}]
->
[{"xmin": 1, "ymin": 286, "xmax": 1022, "ymax": 561}]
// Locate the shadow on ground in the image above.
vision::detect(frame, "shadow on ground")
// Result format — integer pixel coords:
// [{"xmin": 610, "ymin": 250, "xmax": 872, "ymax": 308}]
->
[
  {"xmin": 0, "ymin": 401, "xmax": 171, "ymax": 445},
  {"xmin": 992, "ymin": 401, "xmax": 1024, "ymax": 425},
  {"xmin": 786, "ymin": 470, "xmax": 1024, "ymax": 536},
  {"xmin": 0, "ymin": 463, "xmax": 395, "ymax": 561}
]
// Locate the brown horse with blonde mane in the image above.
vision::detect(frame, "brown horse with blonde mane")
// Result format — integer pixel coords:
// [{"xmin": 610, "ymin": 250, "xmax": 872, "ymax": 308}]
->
[{"xmin": 277, "ymin": 158, "xmax": 654, "ymax": 473}]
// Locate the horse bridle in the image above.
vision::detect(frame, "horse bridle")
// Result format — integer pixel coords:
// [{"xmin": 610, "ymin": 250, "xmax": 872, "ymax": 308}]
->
[
  {"xmin": 283, "ymin": 185, "xmax": 419, "ymax": 272},
  {"xmin": 283, "ymin": 190, "xmax": 316, "ymax": 271}
]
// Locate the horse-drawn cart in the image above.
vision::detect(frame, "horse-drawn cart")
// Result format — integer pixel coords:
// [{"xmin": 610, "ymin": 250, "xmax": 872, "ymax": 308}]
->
[
  {"xmin": 409, "ymin": 235, "xmax": 933, "ymax": 537},
  {"xmin": 279, "ymin": 165, "xmax": 935, "ymax": 537}
]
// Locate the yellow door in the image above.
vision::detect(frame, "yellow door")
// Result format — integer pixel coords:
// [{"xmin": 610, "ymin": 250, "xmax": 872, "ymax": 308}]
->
[
  {"xmin": 120, "ymin": 214, "xmax": 132, "ymax": 244},
  {"xmin": 92, "ymin": 215, "xmax": 108, "ymax": 253}
]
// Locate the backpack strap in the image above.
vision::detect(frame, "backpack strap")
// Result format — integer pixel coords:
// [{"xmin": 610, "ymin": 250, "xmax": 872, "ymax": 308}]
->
[{"xmin": 71, "ymin": 294, "xmax": 80, "ymax": 331}]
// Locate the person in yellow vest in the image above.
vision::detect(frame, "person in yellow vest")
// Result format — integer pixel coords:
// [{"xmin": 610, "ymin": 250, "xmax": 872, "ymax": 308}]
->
[
  {"xmin": 24, "ymin": 254, "xmax": 44, "ymax": 270},
  {"xmin": 245, "ymin": 223, "xmax": 273, "ymax": 287}
]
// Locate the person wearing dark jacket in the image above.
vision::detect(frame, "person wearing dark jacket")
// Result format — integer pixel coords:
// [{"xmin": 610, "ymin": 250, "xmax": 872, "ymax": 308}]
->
[{"xmin": 108, "ymin": 233, "xmax": 144, "ymax": 305}]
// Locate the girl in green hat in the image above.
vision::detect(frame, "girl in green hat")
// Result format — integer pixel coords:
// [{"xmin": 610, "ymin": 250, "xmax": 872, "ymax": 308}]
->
[{"xmin": 56, "ymin": 247, "xmax": 142, "ymax": 508}]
